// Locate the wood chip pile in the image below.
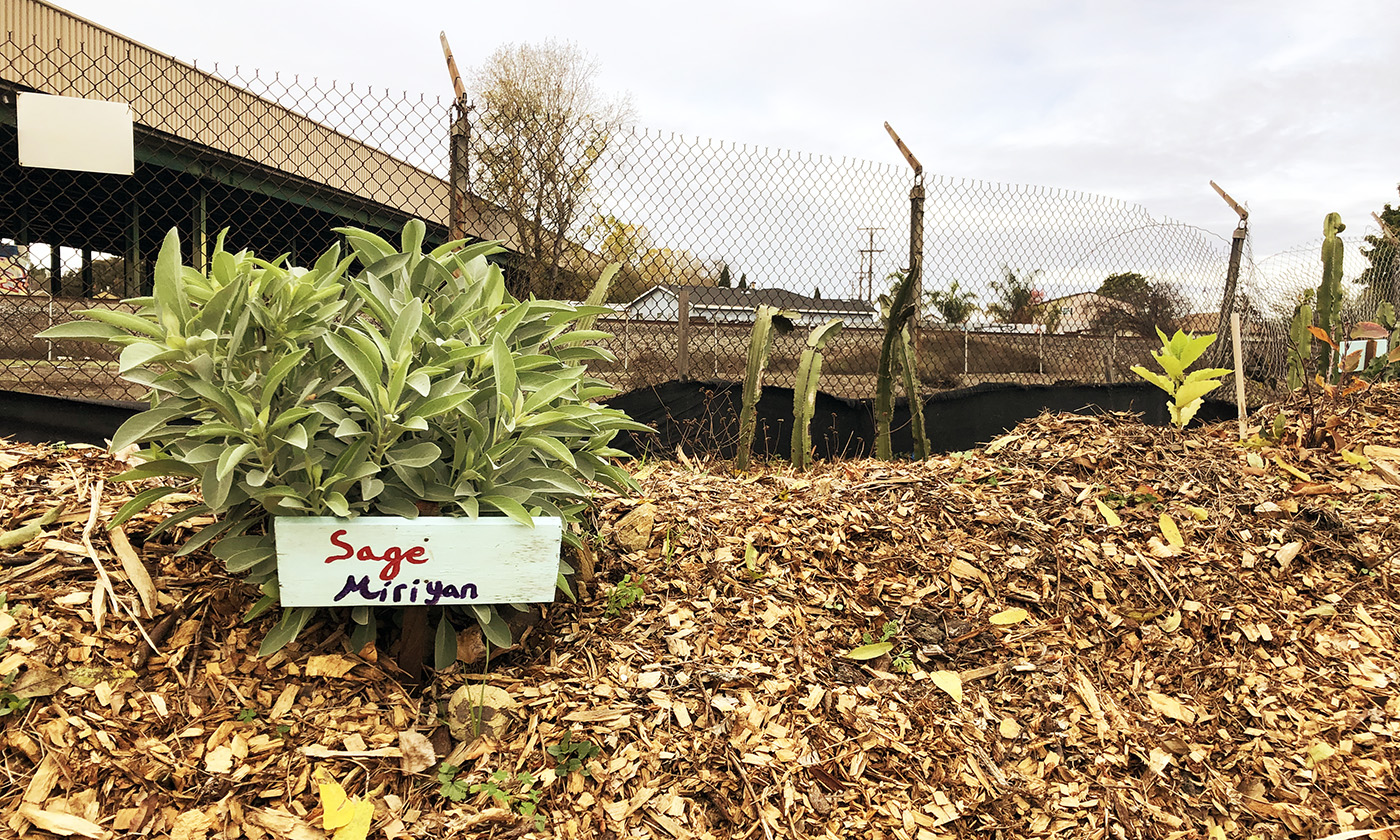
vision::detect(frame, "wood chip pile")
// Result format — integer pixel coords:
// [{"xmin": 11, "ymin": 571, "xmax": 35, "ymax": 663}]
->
[{"xmin": 1, "ymin": 385, "xmax": 1398, "ymax": 840}]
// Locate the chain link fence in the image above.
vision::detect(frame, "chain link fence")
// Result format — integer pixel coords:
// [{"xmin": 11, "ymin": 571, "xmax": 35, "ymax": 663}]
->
[
  {"xmin": 3, "ymin": 28, "xmax": 1397, "ymax": 407},
  {"xmin": 1, "ymin": 31, "xmax": 453, "ymax": 400}
]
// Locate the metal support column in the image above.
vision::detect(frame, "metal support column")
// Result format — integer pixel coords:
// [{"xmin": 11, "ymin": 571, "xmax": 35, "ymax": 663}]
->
[{"xmin": 127, "ymin": 198, "xmax": 142, "ymax": 297}]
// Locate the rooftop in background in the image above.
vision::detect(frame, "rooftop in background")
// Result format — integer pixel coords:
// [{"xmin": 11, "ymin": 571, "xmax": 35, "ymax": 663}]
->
[{"xmin": 625, "ymin": 284, "xmax": 878, "ymax": 326}]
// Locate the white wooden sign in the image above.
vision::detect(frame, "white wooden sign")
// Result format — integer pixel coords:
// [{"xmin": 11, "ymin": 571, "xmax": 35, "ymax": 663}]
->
[
  {"xmin": 274, "ymin": 516, "xmax": 561, "ymax": 607},
  {"xmin": 17, "ymin": 92, "xmax": 135, "ymax": 176}
]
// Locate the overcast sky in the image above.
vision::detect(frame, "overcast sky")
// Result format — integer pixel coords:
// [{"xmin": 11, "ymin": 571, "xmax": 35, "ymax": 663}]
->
[{"xmin": 52, "ymin": 0, "xmax": 1400, "ymax": 257}]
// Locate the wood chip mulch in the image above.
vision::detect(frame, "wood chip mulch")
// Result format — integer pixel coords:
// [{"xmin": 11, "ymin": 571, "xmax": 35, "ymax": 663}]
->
[{"xmin": 1, "ymin": 385, "xmax": 1398, "ymax": 840}]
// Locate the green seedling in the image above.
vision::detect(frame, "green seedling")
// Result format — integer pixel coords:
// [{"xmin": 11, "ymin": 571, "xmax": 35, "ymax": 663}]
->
[
  {"xmin": 437, "ymin": 763, "xmax": 471, "ymax": 802},
  {"xmin": 547, "ymin": 730, "xmax": 600, "ymax": 778},
  {"xmin": 470, "ymin": 769, "xmax": 546, "ymax": 831},
  {"xmin": 1131, "ymin": 328, "xmax": 1232, "ymax": 430},
  {"xmin": 605, "ymin": 574, "xmax": 645, "ymax": 617}
]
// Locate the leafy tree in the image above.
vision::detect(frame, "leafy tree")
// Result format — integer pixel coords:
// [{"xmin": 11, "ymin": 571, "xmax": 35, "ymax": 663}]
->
[
  {"xmin": 1097, "ymin": 272, "xmax": 1151, "ymax": 303},
  {"xmin": 470, "ymin": 40, "xmax": 633, "ymax": 300},
  {"xmin": 988, "ymin": 267, "xmax": 1044, "ymax": 324},
  {"xmin": 60, "ymin": 256, "xmax": 131, "ymax": 298},
  {"xmin": 1359, "ymin": 186, "xmax": 1400, "ymax": 309},
  {"xmin": 589, "ymin": 213, "xmax": 652, "ymax": 268},
  {"xmin": 1089, "ymin": 277, "xmax": 1187, "ymax": 337},
  {"xmin": 924, "ymin": 280, "xmax": 978, "ymax": 325}
]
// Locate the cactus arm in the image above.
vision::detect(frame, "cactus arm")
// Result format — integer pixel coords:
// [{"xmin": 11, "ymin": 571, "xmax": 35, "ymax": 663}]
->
[
  {"xmin": 899, "ymin": 324, "xmax": 929, "ymax": 459},
  {"xmin": 735, "ymin": 307, "xmax": 796, "ymax": 470},
  {"xmin": 791, "ymin": 319, "xmax": 843, "ymax": 469},
  {"xmin": 876, "ymin": 271, "xmax": 919, "ymax": 460},
  {"xmin": 1317, "ymin": 212, "xmax": 1346, "ymax": 379}
]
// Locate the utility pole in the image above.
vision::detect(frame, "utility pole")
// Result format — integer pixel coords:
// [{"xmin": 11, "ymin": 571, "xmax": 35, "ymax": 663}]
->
[{"xmin": 856, "ymin": 227, "xmax": 885, "ymax": 301}]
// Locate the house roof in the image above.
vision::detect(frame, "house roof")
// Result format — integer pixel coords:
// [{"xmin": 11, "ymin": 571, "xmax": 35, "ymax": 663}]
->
[{"xmin": 628, "ymin": 284, "xmax": 876, "ymax": 315}]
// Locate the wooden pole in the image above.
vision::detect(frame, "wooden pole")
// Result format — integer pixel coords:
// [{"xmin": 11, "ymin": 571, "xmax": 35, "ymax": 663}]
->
[
  {"xmin": 1209, "ymin": 181, "xmax": 1249, "ymax": 367},
  {"xmin": 676, "ymin": 288, "xmax": 691, "ymax": 381},
  {"xmin": 1231, "ymin": 312, "xmax": 1247, "ymax": 441},
  {"xmin": 441, "ymin": 32, "xmax": 471, "ymax": 242}
]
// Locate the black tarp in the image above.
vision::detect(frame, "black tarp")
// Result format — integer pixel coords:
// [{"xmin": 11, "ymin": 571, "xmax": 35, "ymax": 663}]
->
[{"xmin": 2, "ymin": 381, "xmax": 1240, "ymax": 458}]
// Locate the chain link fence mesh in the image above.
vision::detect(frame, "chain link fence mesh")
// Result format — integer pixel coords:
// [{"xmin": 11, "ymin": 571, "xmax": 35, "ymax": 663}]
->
[{"xmin": 3, "ymin": 32, "xmax": 1397, "ymax": 408}]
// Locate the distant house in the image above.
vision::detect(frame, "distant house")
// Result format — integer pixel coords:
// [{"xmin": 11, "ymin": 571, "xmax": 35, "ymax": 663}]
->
[
  {"xmin": 1040, "ymin": 292, "xmax": 1133, "ymax": 334},
  {"xmin": 624, "ymin": 285, "xmax": 879, "ymax": 327},
  {"xmin": 1175, "ymin": 312, "xmax": 1223, "ymax": 334}
]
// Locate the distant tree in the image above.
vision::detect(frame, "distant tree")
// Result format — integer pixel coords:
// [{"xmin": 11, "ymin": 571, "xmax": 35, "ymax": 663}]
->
[
  {"xmin": 738, "ymin": 273, "xmax": 748, "ymax": 290},
  {"xmin": 60, "ymin": 256, "xmax": 129, "ymax": 298},
  {"xmin": 637, "ymin": 247, "xmax": 713, "ymax": 285},
  {"xmin": 589, "ymin": 213, "xmax": 652, "ymax": 268},
  {"xmin": 924, "ymin": 280, "xmax": 978, "ymax": 326},
  {"xmin": 470, "ymin": 40, "xmax": 633, "ymax": 300},
  {"xmin": 718, "ymin": 263, "xmax": 732, "ymax": 288},
  {"xmin": 1097, "ymin": 271, "xmax": 1151, "ymax": 303},
  {"xmin": 1089, "ymin": 277, "xmax": 1187, "ymax": 337},
  {"xmin": 579, "ymin": 213, "xmax": 655, "ymax": 302},
  {"xmin": 988, "ymin": 267, "xmax": 1044, "ymax": 324},
  {"xmin": 1359, "ymin": 185, "xmax": 1400, "ymax": 309}
]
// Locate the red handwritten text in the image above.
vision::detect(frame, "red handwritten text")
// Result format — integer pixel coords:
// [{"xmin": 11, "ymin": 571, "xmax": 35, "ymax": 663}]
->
[{"xmin": 325, "ymin": 529, "xmax": 428, "ymax": 581}]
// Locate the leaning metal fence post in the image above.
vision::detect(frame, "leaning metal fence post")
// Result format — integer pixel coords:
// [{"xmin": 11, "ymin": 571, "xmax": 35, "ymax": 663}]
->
[
  {"xmin": 441, "ymin": 32, "xmax": 470, "ymax": 242},
  {"xmin": 1209, "ymin": 180, "xmax": 1249, "ymax": 368}
]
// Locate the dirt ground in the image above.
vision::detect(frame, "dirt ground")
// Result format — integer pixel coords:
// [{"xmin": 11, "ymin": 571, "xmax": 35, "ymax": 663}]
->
[{"xmin": 1, "ymin": 384, "xmax": 1398, "ymax": 839}]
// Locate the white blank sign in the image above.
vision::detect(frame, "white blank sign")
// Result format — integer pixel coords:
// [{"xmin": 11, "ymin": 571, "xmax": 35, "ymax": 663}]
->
[{"xmin": 17, "ymin": 92, "xmax": 134, "ymax": 175}]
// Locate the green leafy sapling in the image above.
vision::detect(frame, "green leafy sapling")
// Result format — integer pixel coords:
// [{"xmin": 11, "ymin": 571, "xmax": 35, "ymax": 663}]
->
[{"xmin": 1131, "ymin": 328, "xmax": 1232, "ymax": 430}]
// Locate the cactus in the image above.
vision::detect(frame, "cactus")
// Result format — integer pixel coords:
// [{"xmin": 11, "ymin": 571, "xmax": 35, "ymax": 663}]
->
[
  {"xmin": 1316, "ymin": 212, "xmax": 1346, "ymax": 378},
  {"xmin": 875, "ymin": 271, "xmax": 919, "ymax": 459},
  {"xmin": 735, "ymin": 306, "xmax": 795, "ymax": 471},
  {"xmin": 790, "ymin": 319, "xmax": 843, "ymax": 470},
  {"xmin": 897, "ymin": 324, "xmax": 930, "ymax": 459},
  {"xmin": 575, "ymin": 263, "xmax": 621, "ymax": 332},
  {"xmin": 1286, "ymin": 292, "xmax": 1314, "ymax": 391}
]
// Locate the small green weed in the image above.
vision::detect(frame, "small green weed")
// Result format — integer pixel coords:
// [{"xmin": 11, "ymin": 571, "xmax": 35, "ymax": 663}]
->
[
  {"xmin": 470, "ymin": 769, "xmax": 546, "ymax": 831},
  {"xmin": 605, "ymin": 574, "xmax": 645, "ymax": 617},
  {"xmin": 437, "ymin": 763, "xmax": 471, "ymax": 802},
  {"xmin": 236, "ymin": 707, "xmax": 260, "ymax": 723},
  {"xmin": 862, "ymin": 620, "xmax": 900, "ymax": 646},
  {"xmin": 547, "ymin": 730, "xmax": 600, "ymax": 778},
  {"xmin": 0, "ymin": 671, "xmax": 30, "ymax": 718}
]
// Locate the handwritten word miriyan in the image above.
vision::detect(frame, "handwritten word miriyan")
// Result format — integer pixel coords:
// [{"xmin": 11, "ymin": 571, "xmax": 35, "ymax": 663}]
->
[{"xmin": 324, "ymin": 529, "xmax": 478, "ymax": 605}]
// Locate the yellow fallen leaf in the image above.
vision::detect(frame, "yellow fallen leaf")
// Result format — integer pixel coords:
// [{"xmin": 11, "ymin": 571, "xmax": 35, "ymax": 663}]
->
[
  {"xmin": 845, "ymin": 642, "xmax": 893, "ymax": 661},
  {"xmin": 1159, "ymin": 513, "xmax": 1184, "ymax": 548},
  {"xmin": 930, "ymin": 670, "xmax": 963, "ymax": 703},
  {"xmin": 988, "ymin": 608, "xmax": 1028, "ymax": 626},
  {"xmin": 1272, "ymin": 456, "xmax": 1312, "ymax": 482},
  {"xmin": 1185, "ymin": 505, "xmax": 1209, "ymax": 521},
  {"xmin": 319, "ymin": 781, "xmax": 374, "ymax": 840},
  {"xmin": 1094, "ymin": 499, "xmax": 1121, "ymax": 527},
  {"xmin": 1340, "ymin": 449, "xmax": 1370, "ymax": 469}
]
